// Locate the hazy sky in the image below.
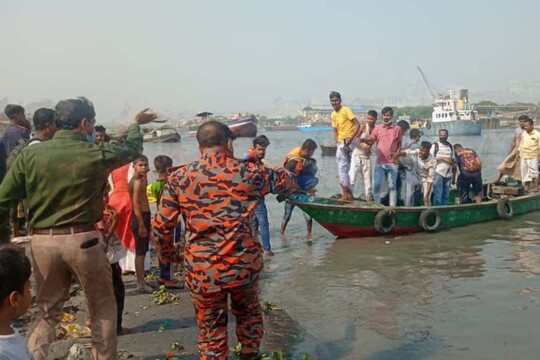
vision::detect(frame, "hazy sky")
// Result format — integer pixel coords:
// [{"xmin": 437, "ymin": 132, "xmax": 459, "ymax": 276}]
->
[{"xmin": 1, "ymin": 0, "xmax": 539, "ymax": 121}]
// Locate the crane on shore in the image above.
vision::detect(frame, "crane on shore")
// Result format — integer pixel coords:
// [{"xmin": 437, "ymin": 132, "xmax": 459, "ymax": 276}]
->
[{"xmin": 416, "ymin": 65, "xmax": 438, "ymax": 99}]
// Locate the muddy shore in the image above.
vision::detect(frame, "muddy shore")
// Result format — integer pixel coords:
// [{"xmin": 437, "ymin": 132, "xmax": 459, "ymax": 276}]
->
[{"xmin": 15, "ymin": 265, "xmax": 315, "ymax": 360}]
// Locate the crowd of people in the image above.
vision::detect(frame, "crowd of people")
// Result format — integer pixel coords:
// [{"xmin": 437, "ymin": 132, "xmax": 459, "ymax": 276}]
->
[
  {"xmin": 0, "ymin": 94, "xmax": 539, "ymax": 360},
  {"xmin": 0, "ymin": 99, "xmax": 318, "ymax": 359},
  {"xmin": 330, "ymin": 91, "xmax": 499, "ymax": 206}
]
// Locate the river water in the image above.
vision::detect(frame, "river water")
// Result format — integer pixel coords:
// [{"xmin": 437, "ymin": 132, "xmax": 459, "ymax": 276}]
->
[{"xmin": 143, "ymin": 128, "xmax": 540, "ymax": 359}]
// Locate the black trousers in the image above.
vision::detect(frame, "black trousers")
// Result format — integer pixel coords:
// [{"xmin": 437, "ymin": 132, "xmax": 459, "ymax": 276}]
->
[{"xmin": 111, "ymin": 262, "xmax": 125, "ymax": 330}]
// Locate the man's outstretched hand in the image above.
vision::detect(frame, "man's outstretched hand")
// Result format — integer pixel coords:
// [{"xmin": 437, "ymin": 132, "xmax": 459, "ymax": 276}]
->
[{"xmin": 134, "ymin": 108, "xmax": 158, "ymax": 125}]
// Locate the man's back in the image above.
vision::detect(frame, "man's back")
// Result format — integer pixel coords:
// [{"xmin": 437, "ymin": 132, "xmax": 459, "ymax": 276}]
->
[
  {"xmin": 10, "ymin": 133, "xmax": 110, "ymax": 228},
  {"xmin": 158, "ymin": 152, "xmax": 294, "ymax": 292},
  {"xmin": 455, "ymin": 148, "xmax": 481, "ymax": 173}
]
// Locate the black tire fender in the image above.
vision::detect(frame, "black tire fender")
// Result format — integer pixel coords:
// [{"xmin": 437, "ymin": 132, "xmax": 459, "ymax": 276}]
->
[
  {"xmin": 419, "ymin": 208, "xmax": 441, "ymax": 232},
  {"xmin": 374, "ymin": 209, "xmax": 396, "ymax": 234},
  {"xmin": 497, "ymin": 198, "xmax": 513, "ymax": 220}
]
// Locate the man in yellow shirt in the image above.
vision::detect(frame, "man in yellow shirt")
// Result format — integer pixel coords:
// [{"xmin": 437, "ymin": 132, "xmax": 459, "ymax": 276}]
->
[
  {"xmin": 330, "ymin": 91, "xmax": 360, "ymax": 201},
  {"xmin": 518, "ymin": 116, "xmax": 540, "ymax": 192}
]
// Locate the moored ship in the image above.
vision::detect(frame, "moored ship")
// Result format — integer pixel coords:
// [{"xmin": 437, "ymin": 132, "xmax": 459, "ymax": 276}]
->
[
  {"xmin": 419, "ymin": 89, "xmax": 482, "ymax": 136},
  {"xmin": 142, "ymin": 126, "xmax": 181, "ymax": 143},
  {"xmin": 188, "ymin": 113, "xmax": 258, "ymax": 138}
]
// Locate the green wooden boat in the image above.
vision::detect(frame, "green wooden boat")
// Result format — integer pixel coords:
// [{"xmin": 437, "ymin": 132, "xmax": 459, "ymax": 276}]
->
[{"xmin": 288, "ymin": 189, "xmax": 540, "ymax": 238}]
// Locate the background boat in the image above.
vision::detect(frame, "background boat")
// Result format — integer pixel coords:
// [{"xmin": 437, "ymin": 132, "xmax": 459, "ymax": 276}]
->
[
  {"xmin": 297, "ymin": 122, "xmax": 333, "ymax": 132},
  {"xmin": 264, "ymin": 125, "xmax": 298, "ymax": 131},
  {"xmin": 416, "ymin": 66, "xmax": 482, "ymax": 136},
  {"xmin": 320, "ymin": 144, "xmax": 337, "ymax": 157},
  {"xmin": 188, "ymin": 113, "xmax": 258, "ymax": 138},
  {"xmin": 142, "ymin": 126, "xmax": 181, "ymax": 143},
  {"xmin": 226, "ymin": 114, "xmax": 258, "ymax": 137}
]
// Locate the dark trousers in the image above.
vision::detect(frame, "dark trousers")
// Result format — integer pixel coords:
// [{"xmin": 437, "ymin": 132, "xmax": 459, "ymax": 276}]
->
[{"xmin": 111, "ymin": 263, "xmax": 125, "ymax": 330}]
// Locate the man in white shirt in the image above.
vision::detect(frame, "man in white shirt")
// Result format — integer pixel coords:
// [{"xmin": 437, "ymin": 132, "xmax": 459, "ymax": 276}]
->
[
  {"xmin": 399, "ymin": 141, "xmax": 436, "ymax": 206},
  {"xmin": 430, "ymin": 129, "xmax": 456, "ymax": 205}
]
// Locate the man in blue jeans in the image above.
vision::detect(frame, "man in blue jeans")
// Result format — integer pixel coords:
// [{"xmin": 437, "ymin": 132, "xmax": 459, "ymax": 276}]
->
[
  {"xmin": 243, "ymin": 135, "xmax": 274, "ymax": 255},
  {"xmin": 430, "ymin": 129, "xmax": 456, "ymax": 205},
  {"xmin": 359, "ymin": 107, "xmax": 402, "ymax": 206}
]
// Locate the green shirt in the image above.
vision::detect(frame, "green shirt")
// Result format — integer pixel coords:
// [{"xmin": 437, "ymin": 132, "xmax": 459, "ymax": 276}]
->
[{"xmin": 0, "ymin": 123, "xmax": 143, "ymax": 242}]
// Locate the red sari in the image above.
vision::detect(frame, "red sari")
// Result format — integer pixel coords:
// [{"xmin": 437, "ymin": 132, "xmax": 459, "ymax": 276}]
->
[{"xmin": 109, "ymin": 164, "xmax": 135, "ymax": 250}]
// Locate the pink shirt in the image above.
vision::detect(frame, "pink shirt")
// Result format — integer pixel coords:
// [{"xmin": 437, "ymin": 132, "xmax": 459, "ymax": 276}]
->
[{"xmin": 370, "ymin": 123, "xmax": 403, "ymax": 164}]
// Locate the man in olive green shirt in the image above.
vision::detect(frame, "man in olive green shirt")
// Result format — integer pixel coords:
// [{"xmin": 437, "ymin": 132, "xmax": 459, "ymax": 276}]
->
[{"xmin": 0, "ymin": 97, "xmax": 156, "ymax": 360}]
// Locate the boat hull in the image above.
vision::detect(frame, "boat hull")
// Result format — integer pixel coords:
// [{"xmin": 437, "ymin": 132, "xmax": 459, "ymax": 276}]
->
[
  {"xmin": 320, "ymin": 144, "xmax": 337, "ymax": 157},
  {"xmin": 297, "ymin": 125, "xmax": 333, "ymax": 132},
  {"xmin": 143, "ymin": 130, "xmax": 181, "ymax": 143},
  {"xmin": 188, "ymin": 118, "xmax": 258, "ymax": 137},
  {"xmin": 264, "ymin": 125, "xmax": 298, "ymax": 131},
  {"xmin": 420, "ymin": 120, "xmax": 482, "ymax": 136},
  {"xmin": 289, "ymin": 192, "xmax": 540, "ymax": 238},
  {"xmin": 229, "ymin": 121, "xmax": 258, "ymax": 137}
]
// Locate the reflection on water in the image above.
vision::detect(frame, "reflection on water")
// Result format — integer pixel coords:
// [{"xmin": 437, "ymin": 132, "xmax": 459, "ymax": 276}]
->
[
  {"xmin": 143, "ymin": 130, "xmax": 540, "ymax": 359},
  {"xmin": 260, "ymin": 216, "xmax": 540, "ymax": 359}
]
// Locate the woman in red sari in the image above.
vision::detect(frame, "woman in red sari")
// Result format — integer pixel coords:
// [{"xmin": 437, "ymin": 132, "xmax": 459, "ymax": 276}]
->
[{"xmin": 108, "ymin": 163, "xmax": 136, "ymax": 271}]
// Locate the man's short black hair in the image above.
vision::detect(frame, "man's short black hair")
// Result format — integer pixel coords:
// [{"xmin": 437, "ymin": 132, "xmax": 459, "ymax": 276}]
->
[
  {"xmin": 381, "ymin": 106, "xmax": 393, "ymax": 116},
  {"xmin": 329, "ymin": 91, "xmax": 341, "ymax": 100},
  {"xmin": 55, "ymin": 97, "xmax": 96, "ymax": 130},
  {"xmin": 420, "ymin": 141, "xmax": 432, "ymax": 149},
  {"xmin": 133, "ymin": 154, "xmax": 148, "ymax": 164},
  {"xmin": 4, "ymin": 104, "xmax": 25, "ymax": 119},
  {"xmin": 154, "ymin": 155, "xmax": 173, "ymax": 173},
  {"xmin": 518, "ymin": 115, "xmax": 531, "ymax": 122},
  {"xmin": 252, "ymin": 135, "xmax": 270, "ymax": 148},
  {"xmin": 196, "ymin": 120, "xmax": 236, "ymax": 147},
  {"xmin": 367, "ymin": 110, "xmax": 378, "ymax": 118},
  {"xmin": 94, "ymin": 125, "xmax": 106, "ymax": 133},
  {"xmin": 439, "ymin": 128, "xmax": 449, "ymax": 134},
  {"xmin": 301, "ymin": 138, "xmax": 318, "ymax": 151},
  {"xmin": 33, "ymin": 108, "xmax": 55, "ymax": 131},
  {"xmin": 409, "ymin": 129, "xmax": 421, "ymax": 138},
  {"xmin": 0, "ymin": 245, "xmax": 31, "ymax": 306},
  {"xmin": 454, "ymin": 143, "xmax": 463, "ymax": 149}
]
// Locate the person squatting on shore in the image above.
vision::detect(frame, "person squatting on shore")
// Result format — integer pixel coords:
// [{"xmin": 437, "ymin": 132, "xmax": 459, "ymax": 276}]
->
[
  {"xmin": 152, "ymin": 121, "xmax": 296, "ymax": 359},
  {"xmin": 0, "ymin": 97, "xmax": 156, "ymax": 359},
  {"xmin": 330, "ymin": 91, "xmax": 360, "ymax": 201}
]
